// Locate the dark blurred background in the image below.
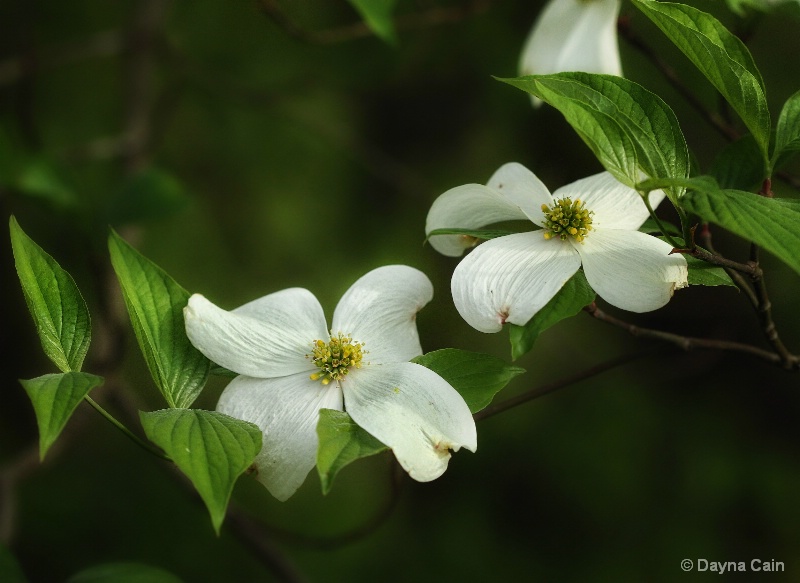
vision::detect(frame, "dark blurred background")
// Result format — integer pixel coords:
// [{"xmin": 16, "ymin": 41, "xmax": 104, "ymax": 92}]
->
[{"xmin": 1, "ymin": 0, "xmax": 799, "ymax": 581}]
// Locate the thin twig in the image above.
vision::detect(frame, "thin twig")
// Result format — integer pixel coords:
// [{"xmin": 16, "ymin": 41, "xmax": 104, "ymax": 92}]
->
[
  {"xmin": 697, "ymin": 223, "xmax": 759, "ymax": 308},
  {"xmin": 584, "ymin": 303, "xmax": 798, "ymax": 369},
  {"xmin": 474, "ymin": 350, "xmax": 653, "ymax": 422},
  {"xmin": 743, "ymin": 179, "xmax": 798, "ymax": 369},
  {"xmin": 679, "ymin": 246, "xmax": 762, "ymax": 277},
  {"xmin": 749, "ymin": 266, "xmax": 796, "ymax": 369}
]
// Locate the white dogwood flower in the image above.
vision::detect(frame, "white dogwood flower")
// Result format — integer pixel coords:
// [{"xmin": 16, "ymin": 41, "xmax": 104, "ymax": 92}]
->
[
  {"xmin": 520, "ymin": 0, "xmax": 623, "ymax": 105},
  {"xmin": 184, "ymin": 265, "xmax": 477, "ymax": 501},
  {"xmin": 426, "ymin": 163, "xmax": 688, "ymax": 333}
]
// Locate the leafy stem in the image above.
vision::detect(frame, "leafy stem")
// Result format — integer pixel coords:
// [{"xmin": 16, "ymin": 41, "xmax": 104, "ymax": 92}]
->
[
  {"xmin": 640, "ymin": 190, "xmax": 681, "ymax": 248},
  {"xmin": 83, "ymin": 396, "xmax": 171, "ymax": 461}
]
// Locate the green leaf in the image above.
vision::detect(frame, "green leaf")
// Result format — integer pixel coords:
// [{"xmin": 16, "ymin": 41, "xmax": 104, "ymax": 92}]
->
[
  {"xmin": 500, "ymin": 73, "xmax": 690, "ymax": 203},
  {"xmin": 140, "ymin": 409, "xmax": 262, "ymax": 534},
  {"xmin": 108, "ymin": 230, "xmax": 211, "ymax": 408},
  {"xmin": 346, "ymin": 0, "xmax": 398, "ymax": 44},
  {"xmin": 682, "ymin": 189, "xmax": 800, "ymax": 275},
  {"xmin": 711, "ymin": 135, "xmax": 766, "ymax": 191},
  {"xmin": 500, "ymin": 74, "xmax": 639, "ymax": 187},
  {"xmin": 109, "ymin": 167, "xmax": 190, "ymax": 225},
  {"xmin": 772, "ymin": 89, "xmax": 800, "ymax": 171},
  {"xmin": 19, "ymin": 372, "xmax": 104, "ymax": 460},
  {"xmin": 67, "ymin": 562, "xmax": 184, "ymax": 583},
  {"xmin": 10, "ymin": 216, "xmax": 91, "ymax": 373},
  {"xmin": 773, "ymin": 197, "xmax": 800, "ymax": 211},
  {"xmin": 316, "ymin": 408, "xmax": 388, "ymax": 495},
  {"xmin": 632, "ymin": 0, "xmax": 770, "ymax": 162},
  {"xmin": 426, "ymin": 227, "xmax": 517, "ymax": 243},
  {"xmin": 686, "ymin": 256, "xmax": 736, "ymax": 287},
  {"xmin": 0, "ymin": 542, "xmax": 29, "ymax": 583},
  {"xmin": 507, "ymin": 270, "xmax": 596, "ymax": 360},
  {"xmin": 412, "ymin": 349, "xmax": 525, "ymax": 412}
]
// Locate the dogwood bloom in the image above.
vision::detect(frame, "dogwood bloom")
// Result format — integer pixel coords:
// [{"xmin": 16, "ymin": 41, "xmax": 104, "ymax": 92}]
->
[
  {"xmin": 184, "ymin": 265, "xmax": 476, "ymax": 501},
  {"xmin": 520, "ymin": 0, "xmax": 623, "ymax": 105},
  {"xmin": 425, "ymin": 163, "xmax": 688, "ymax": 333}
]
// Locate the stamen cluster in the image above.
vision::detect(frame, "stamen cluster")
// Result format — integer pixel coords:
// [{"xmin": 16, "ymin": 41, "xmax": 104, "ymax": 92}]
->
[
  {"xmin": 541, "ymin": 197, "xmax": 594, "ymax": 243},
  {"xmin": 307, "ymin": 332, "xmax": 365, "ymax": 385}
]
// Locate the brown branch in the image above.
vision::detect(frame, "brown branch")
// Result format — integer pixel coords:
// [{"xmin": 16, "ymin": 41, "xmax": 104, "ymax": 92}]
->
[
  {"xmin": 749, "ymin": 256, "xmax": 795, "ymax": 368},
  {"xmin": 691, "ymin": 180, "xmax": 798, "ymax": 369},
  {"xmin": 678, "ymin": 245, "xmax": 762, "ymax": 277},
  {"xmin": 474, "ymin": 350, "xmax": 653, "ymax": 422},
  {"xmin": 746, "ymin": 177, "xmax": 797, "ymax": 369},
  {"xmin": 697, "ymin": 223, "xmax": 759, "ymax": 308},
  {"xmin": 584, "ymin": 303, "xmax": 798, "ymax": 370}
]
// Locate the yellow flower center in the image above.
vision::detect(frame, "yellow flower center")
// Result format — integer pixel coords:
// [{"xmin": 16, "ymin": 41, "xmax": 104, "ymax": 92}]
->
[
  {"xmin": 541, "ymin": 197, "xmax": 594, "ymax": 243},
  {"xmin": 307, "ymin": 332, "xmax": 365, "ymax": 385}
]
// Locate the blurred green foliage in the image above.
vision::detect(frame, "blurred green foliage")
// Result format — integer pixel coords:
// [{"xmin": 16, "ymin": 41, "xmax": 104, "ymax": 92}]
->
[{"xmin": 2, "ymin": 0, "xmax": 799, "ymax": 581}]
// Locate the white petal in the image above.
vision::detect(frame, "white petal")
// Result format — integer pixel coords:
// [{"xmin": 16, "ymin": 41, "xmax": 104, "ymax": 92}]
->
[
  {"xmin": 451, "ymin": 232, "xmax": 582, "ymax": 333},
  {"xmin": 520, "ymin": 0, "xmax": 623, "ymax": 78},
  {"xmin": 216, "ymin": 373, "xmax": 343, "ymax": 501},
  {"xmin": 577, "ymin": 229, "xmax": 688, "ymax": 312},
  {"xmin": 425, "ymin": 184, "xmax": 532, "ymax": 257},
  {"xmin": 342, "ymin": 363, "xmax": 476, "ymax": 482},
  {"xmin": 485, "ymin": 162, "xmax": 554, "ymax": 225},
  {"xmin": 185, "ymin": 291, "xmax": 326, "ymax": 378},
  {"xmin": 552, "ymin": 171, "xmax": 665, "ymax": 230},
  {"xmin": 332, "ymin": 265, "xmax": 432, "ymax": 364}
]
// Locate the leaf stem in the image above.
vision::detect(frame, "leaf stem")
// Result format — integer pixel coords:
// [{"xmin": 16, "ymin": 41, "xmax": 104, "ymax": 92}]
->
[
  {"xmin": 640, "ymin": 190, "xmax": 681, "ymax": 248},
  {"xmin": 83, "ymin": 396, "xmax": 171, "ymax": 460}
]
